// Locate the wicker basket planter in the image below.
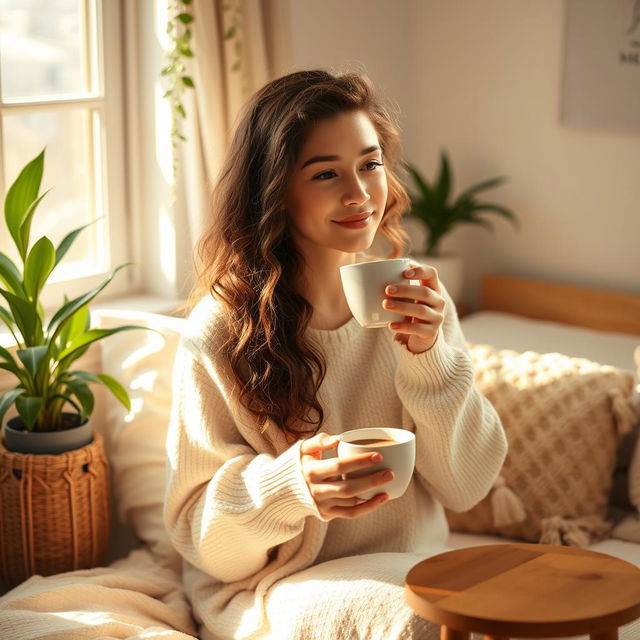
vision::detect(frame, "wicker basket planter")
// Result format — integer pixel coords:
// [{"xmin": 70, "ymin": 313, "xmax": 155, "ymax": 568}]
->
[{"xmin": 0, "ymin": 431, "xmax": 110, "ymax": 589}]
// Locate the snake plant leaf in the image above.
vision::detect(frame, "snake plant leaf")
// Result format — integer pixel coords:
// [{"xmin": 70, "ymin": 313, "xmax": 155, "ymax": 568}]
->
[
  {"xmin": 16, "ymin": 345, "xmax": 48, "ymax": 380},
  {"xmin": 56, "ymin": 325, "xmax": 147, "ymax": 370},
  {"xmin": 47, "ymin": 262, "xmax": 133, "ymax": 341},
  {"xmin": 4, "ymin": 149, "xmax": 45, "ymax": 262},
  {"xmin": 24, "ymin": 236, "xmax": 56, "ymax": 302},
  {"xmin": 0, "ymin": 253, "xmax": 26, "ymax": 296},
  {"xmin": 0, "ymin": 287, "xmax": 42, "ymax": 346},
  {"xmin": 54, "ymin": 219, "xmax": 101, "ymax": 268},
  {"xmin": 15, "ymin": 395, "xmax": 42, "ymax": 430},
  {"xmin": 64, "ymin": 379, "xmax": 94, "ymax": 419},
  {"xmin": 0, "ymin": 388, "xmax": 25, "ymax": 427}
]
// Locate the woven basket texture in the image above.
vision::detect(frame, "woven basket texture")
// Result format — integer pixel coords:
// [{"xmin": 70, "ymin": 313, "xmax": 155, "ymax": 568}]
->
[{"xmin": 0, "ymin": 431, "xmax": 110, "ymax": 588}]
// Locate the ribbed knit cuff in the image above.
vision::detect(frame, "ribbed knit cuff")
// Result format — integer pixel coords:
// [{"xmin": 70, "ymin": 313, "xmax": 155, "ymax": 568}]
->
[{"xmin": 250, "ymin": 440, "xmax": 322, "ymax": 525}]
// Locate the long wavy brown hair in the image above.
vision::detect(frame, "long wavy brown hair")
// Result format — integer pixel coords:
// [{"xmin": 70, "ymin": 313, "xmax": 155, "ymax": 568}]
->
[{"xmin": 184, "ymin": 69, "xmax": 411, "ymax": 440}]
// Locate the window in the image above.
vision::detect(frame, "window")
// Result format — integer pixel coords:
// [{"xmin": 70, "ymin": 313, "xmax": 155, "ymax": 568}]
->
[{"xmin": 0, "ymin": 0, "xmax": 134, "ymax": 310}]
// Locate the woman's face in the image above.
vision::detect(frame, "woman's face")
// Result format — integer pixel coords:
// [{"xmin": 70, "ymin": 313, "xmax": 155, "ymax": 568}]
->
[{"xmin": 283, "ymin": 110, "xmax": 388, "ymax": 258}]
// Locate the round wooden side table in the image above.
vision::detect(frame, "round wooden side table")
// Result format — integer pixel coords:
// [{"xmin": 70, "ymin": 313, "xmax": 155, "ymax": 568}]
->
[{"xmin": 405, "ymin": 543, "xmax": 640, "ymax": 640}]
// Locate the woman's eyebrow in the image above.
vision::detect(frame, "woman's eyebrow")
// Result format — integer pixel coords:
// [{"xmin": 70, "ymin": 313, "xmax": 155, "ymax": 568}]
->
[{"xmin": 300, "ymin": 145, "xmax": 381, "ymax": 169}]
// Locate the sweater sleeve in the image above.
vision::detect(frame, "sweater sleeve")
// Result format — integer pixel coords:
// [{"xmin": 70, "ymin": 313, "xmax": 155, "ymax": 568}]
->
[
  {"xmin": 163, "ymin": 336, "xmax": 321, "ymax": 584},
  {"xmin": 393, "ymin": 287, "xmax": 507, "ymax": 512}
]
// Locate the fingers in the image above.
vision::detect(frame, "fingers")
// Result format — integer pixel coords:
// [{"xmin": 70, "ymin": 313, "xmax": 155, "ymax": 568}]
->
[
  {"xmin": 303, "ymin": 451, "xmax": 382, "ymax": 484},
  {"xmin": 327, "ymin": 492, "xmax": 389, "ymax": 520},
  {"xmin": 384, "ymin": 283, "xmax": 444, "ymax": 310},
  {"xmin": 310, "ymin": 468, "xmax": 394, "ymax": 501},
  {"xmin": 300, "ymin": 432, "xmax": 340, "ymax": 458},
  {"xmin": 404, "ymin": 264, "xmax": 441, "ymax": 292}
]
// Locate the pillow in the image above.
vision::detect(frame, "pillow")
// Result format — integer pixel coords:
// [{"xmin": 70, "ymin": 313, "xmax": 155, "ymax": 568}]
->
[
  {"xmin": 93, "ymin": 309, "xmax": 187, "ymax": 568},
  {"xmin": 628, "ymin": 345, "xmax": 640, "ymax": 512},
  {"xmin": 445, "ymin": 345, "xmax": 635, "ymax": 547}
]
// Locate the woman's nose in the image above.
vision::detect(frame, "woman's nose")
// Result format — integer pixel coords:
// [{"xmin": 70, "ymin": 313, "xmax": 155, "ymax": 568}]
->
[{"xmin": 341, "ymin": 175, "xmax": 370, "ymax": 207}]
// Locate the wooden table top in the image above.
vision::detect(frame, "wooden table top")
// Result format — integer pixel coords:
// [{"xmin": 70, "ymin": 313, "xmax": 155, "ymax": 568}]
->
[{"xmin": 405, "ymin": 543, "xmax": 640, "ymax": 638}]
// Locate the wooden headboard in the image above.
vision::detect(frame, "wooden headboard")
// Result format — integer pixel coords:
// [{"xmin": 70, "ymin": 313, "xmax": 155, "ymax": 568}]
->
[{"xmin": 480, "ymin": 274, "xmax": 640, "ymax": 336}]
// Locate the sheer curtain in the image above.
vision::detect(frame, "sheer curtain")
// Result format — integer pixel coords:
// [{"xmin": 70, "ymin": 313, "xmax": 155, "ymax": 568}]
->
[{"xmin": 175, "ymin": 0, "xmax": 293, "ymax": 297}]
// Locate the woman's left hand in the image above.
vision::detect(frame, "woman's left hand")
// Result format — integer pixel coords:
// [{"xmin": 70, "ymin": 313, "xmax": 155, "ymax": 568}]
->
[{"xmin": 382, "ymin": 264, "xmax": 445, "ymax": 354}]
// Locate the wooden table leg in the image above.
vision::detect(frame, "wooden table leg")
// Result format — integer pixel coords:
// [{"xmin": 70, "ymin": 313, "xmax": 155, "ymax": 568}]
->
[
  {"xmin": 590, "ymin": 629, "xmax": 618, "ymax": 640},
  {"xmin": 483, "ymin": 636, "xmax": 509, "ymax": 640},
  {"xmin": 440, "ymin": 627, "xmax": 470, "ymax": 640}
]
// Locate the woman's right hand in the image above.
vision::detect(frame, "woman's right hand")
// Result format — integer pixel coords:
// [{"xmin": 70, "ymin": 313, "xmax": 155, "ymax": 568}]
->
[{"xmin": 300, "ymin": 432, "xmax": 394, "ymax": 521}]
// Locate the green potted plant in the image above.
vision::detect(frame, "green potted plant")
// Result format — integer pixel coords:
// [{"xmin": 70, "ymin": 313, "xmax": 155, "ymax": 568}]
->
[
  {"xmin": 0, "ymin": 149, "xmax": 150, "ymax": 586},
  {"xmin": 0, "ymin": 149, "xmax": 146, "ymax": 453},
  {"xmin": 404, "ymin": 151, "xmax": 517, "ymax": 301}
]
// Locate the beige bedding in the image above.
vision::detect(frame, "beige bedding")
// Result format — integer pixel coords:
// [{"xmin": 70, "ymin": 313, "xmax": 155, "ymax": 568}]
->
[{"xmin": 0, "ymin": 548, "xmax": 197, "ymax": 640}]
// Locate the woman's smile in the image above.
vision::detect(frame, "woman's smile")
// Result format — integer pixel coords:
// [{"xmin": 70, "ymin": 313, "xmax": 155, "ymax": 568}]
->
[{"xmin": 332, "ymin": 211, "xmax": 375, "ymax": 229}]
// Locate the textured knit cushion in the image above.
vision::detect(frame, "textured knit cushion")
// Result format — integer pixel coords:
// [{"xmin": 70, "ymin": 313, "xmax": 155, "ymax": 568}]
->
[
  {"xmin": 93, "ymin": 309, "xmax": 187, "ymax": 566},
  {"xmin": 446, "ymin": 345, "xmax": 634, "ymax": 546}
]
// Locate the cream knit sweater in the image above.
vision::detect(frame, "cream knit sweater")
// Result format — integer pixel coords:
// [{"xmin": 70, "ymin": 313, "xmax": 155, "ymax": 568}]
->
[{"xmin": 164, "ymin": 288, "xmax": 507, "ymax": 640}]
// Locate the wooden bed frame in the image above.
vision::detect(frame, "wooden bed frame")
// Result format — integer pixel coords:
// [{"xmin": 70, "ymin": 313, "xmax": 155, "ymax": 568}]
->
[{"xmin": 480, "ymin": 274, "xmax": 640, "ymax": 336}]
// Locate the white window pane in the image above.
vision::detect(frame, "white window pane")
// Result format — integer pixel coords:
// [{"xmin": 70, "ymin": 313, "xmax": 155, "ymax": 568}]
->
[
  {"xmin": 0, "ymin": 0, "xmax": 91, "ymax": 100},
  {"xmin": 2, "ymin": 107, "xmax": 108, "ymax": 283}
]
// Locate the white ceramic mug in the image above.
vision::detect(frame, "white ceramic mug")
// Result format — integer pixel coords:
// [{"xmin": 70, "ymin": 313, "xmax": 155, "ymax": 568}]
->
[
  {"xmin": 339, "ymin": 258, "xmax": 413, "ymax": 328},
  {"xmin": 337, "ymin": 427, "xmax": 416, "ymax": 501}
]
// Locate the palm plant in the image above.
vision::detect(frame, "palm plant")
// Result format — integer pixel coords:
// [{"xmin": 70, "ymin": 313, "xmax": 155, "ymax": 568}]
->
[
  {"xmin": 404, "ymin": 151, "xmax": 517, "ymax": 256},
  {"xmin": 0, "ymin": 149, "xmax": 147, "ymax": 432}
]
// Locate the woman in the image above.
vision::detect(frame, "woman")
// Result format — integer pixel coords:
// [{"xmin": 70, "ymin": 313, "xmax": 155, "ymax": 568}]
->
[{"xmin": 164, "ymin": 69, "xmax": 507, "ymax": 640}]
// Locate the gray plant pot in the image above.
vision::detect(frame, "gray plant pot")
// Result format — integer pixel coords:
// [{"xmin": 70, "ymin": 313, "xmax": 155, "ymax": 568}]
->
[{"xmin": 2, "ymin": 414, "xmax": 93, "ymax": 454}]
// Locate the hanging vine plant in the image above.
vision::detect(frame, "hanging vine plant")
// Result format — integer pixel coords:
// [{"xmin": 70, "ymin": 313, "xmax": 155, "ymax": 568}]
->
[
  {"xmin": 161, "ymin": 0, "xmax": 196, "ymax": 175},
  {"xmin": 161, "ymin": 0, "xmax": 245, "ymax": 176}
]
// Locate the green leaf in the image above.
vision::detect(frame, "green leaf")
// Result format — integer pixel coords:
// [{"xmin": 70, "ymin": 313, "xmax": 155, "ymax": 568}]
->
[
  {"xmin": 0, "ymin": 306, "xmax": 16, "ymax": 331},
  {"xmin": 231, "ymin": 60, "xmax": 241, "ymax": 72},
  {"xmin": 16, "ymin": 345, "xmax": 48, "ymax": 380},
  {"xmin": 57, "ymin": 326, "xmax": 146, "ymax": 364},
  {"xmin": 19, "ymin": 188, "xmax": 52, "ymax": 259},
  {"xmin": 46, "ymin": 262, "xmax": 133, "ymax": 342},
  {"xmin": 96, "ymin": 373, "xmax": 131, "ymax": 412},
  {"xmin": 4, "ymin": 149, "xmax": 44, "ymax": 262},
  {"xmin": 180, "ymin": 46, "xmax": 194, "ymax": 57},
  {"xmin": 177, "ymin": 12, "xmax": 194, "ymax": 24},
  {"xmin": 224, "ymin": 25, "xmax": 237, "ymax": 39},
  {"xmin": 0, "ymin": 388, "xmax": 25, "ymax": 427},
  {"xmin": 24, "ymin": 236, "xmax": 56, "ymax": 302},
  {"xmin": 454, "ymin": 176, "xmax": 506, "ymax": 205},
  {"xmin": 58, "ymin": 303, "xmax": 89, "ymax": 352},
  {"xmin": 0, "ymin": 253, "xmax": 25, "ymax": 296},
  {"xmin": 64, "ymin": 379, "xmax": 94, "ymax": 419},
  {"xmin": 15, "ymin": 395, "xmax": 42, "ymax": 430},
  {"xmin": 0, "ymin": 288, "xmax": 41, "ymax": 346},
  {"xmin": 181, "ymin": 0, "xmax": 192, "ymax": 5},
  {"xmin": 434, "ymin": 151, "xmax": 452, "ymax": 208},
  {"xmin": 55, "ymin": 219, "xmax": 101, "ymax": 268},
  {"xmin": 181, "ymin": 75, "xmax": 194, "ymax": 88},
  {"xmin": 0, "ymin": 344, "xmax": 19, "ymax": 369},
  {"xmin": 176, "ymin": 103, "xmax": 186, "ymax": 118},
  {"xmin": 468, "ymin": 203, "xmax": 518, "ymax": 225}
]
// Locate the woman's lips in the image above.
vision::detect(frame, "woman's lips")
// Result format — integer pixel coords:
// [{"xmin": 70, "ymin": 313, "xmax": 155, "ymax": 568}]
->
[{"xmin": 332, "ymin": 212, "xmax": 373, "ymax": 228}]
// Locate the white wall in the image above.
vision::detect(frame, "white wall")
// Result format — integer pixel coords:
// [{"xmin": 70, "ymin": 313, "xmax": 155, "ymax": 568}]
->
[{"xmin": 289, "ymin": 0, "xmax": 640, "ymax": 307}]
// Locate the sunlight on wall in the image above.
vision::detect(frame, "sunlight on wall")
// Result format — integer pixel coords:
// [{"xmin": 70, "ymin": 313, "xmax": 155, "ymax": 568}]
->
[{"xmin": 159, "ymin": 206, "xmax": 176, "ymax": 286}]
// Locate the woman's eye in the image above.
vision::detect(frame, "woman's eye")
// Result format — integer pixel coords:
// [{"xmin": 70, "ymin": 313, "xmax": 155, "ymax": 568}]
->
[
  {"xmin": 314, "ymin": 170, "xmax": 336, "ymax": 181},
  {"xmin": 312, "ymin": 161, "xmax": 383, "ymax": 181}
]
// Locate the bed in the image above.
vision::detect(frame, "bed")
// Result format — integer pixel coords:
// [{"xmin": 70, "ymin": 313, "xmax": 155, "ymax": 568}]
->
[{"xmin": 0, "ymin": 273, "xmax": 638, "ymax": 639}]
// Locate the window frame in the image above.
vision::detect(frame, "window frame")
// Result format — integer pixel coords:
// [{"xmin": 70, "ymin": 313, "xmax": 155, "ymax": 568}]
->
[{"xmin": 0, "ymin": 0, "xmax": 138, "ymax": 315}]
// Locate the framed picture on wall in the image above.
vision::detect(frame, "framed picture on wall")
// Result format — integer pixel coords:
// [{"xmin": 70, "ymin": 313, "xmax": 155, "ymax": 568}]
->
[{"xmin": 562, "ymin": 0, "xmax": 640, "ymax": 134}]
